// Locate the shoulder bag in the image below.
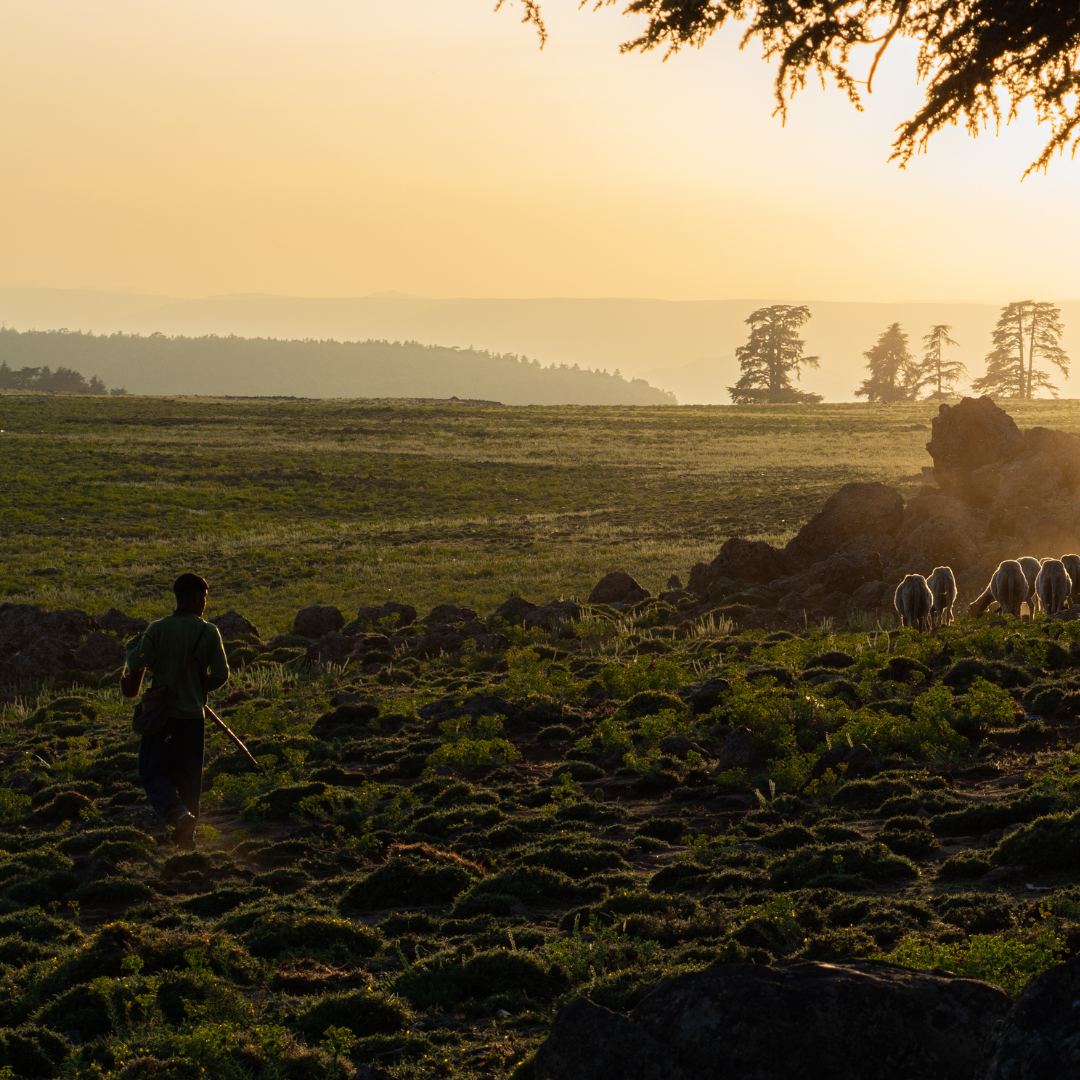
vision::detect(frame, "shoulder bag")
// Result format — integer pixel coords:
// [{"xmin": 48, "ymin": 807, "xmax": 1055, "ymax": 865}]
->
[{"xmin": 131, "ymin": 623, "xmax": 208, "ymax": 737}]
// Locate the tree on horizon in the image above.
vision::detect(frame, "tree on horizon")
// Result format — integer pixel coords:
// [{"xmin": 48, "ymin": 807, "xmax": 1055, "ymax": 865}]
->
[
  {"xmin": 727, "ymin": 304, "xmax": 821, "ymax": 404},
  {"xmin": 855, "ymin": 323, "xmax": 917, "ymax": 403},
  {"xmin": 917, "ymin": 324, "xmax": 965, "ymax": 399},
  {"xmin": 971, "ymin": 301, "xmax": 1069, "ymax": 399}
]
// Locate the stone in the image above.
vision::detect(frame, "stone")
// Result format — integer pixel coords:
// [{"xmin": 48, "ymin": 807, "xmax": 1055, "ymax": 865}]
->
[
  {"xmin": 524, "ymin": 600, "xmax": 580, "ymax": 631},
  {"xmin": 293, "ymin": 605, "xmax": 345, "ymax": 639},
  {"xmin": 851, "ymin": 580, "xmax": 888, "ymax": 609},
  {"xmin": 808, "ymin": 742, "xmax": 880, "ymax": 782},
  {"xmin": 492, "ymin": 595, "xmax": 537, "ymax": 623},
  {"xmin": 658, "ymin": 735, "xmax": 708, "ymax": 760},
  {"xmin": 686, "ymin": 562, "xmax": 738, "ymax": 603},
  {"xmin": 306, "ymin": 631, "xmax": 356, "ymax": 666},
  {"xmin": 71, "ymin": 633, "xmax": 125, "ymax": 672},
  {"xmin": 310, "ymin": 702, "xmax": 379, "ymax": 739},
  {"xmin": 413, "ymin": 627, "xmax": 465, "ymax": 658},
  {"xmin": 894, "ymin": 491, "xmax": 989, "ymax": 575},
  {"xmin": 94, "ymin": 608, "xmax": 150, "ymax": 637},
  {"xmin": 1024, "ymin": 426, "xmax": 1080, "ymax": 491},
  {"xmin": 667, "ymin": 573, "xmax": 682, "ymax": 589},
  {"xmin": 989, "ymin": 954, "xmax": 1080, "ymax": 1079},
  {"xmin": 0, "ymin": 604, "xmax": 103, "ymax": 687},
  {"xmin": 710, "ymin": 537, "xmax": 787, "ymax": 584},
  {"xmin": 354, "ymin": 602, "xmax": 417, "ymax": 631},
  {"xmin": 425, "ymin": 604, "xmax": 477, "ymax": 625},
  {"xmin": 784, "ymin": 483, "xmax": 905, "ymax": 569},
  {"xmin": 588, "ymin": 572, "xmax": 651, "ymax": 606},
  {"xmin": 716, "ymin": 726, "xmax": 754, "ymax": 772},
  {"xmin": 472, "ymin": 632, "xmax": 511, "ymax": 654},
  {"xmin": 210, "ymin": 610, "xmax": 261, "ymax": 640},
  {"xmin": 535, "ymin": 960, "xmax": 1010, "ymax": 1080},
  {"xmin": 927, "ymin": 395, "xmax": 1027, "ymax": 497},
  {"xmin": 810, "ymin": 550, "xmax": 884, "ymax": 594}
]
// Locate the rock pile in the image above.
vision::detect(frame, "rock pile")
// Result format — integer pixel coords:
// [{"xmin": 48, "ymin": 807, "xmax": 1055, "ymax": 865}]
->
[{"xmin": 0, "ymin": 604, "xmax": 117, "ymax": 687}]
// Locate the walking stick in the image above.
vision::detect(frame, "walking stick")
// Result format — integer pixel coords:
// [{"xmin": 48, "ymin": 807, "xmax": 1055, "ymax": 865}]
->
[{"xmin": 205, "ymin": 705, "xmax": 261, "ymax": 771}]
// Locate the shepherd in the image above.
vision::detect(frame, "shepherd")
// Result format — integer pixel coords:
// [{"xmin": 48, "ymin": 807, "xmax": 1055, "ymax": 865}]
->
[{"xmin": 122, "ymin": 573, "xmax": 229, "ymax": 850}]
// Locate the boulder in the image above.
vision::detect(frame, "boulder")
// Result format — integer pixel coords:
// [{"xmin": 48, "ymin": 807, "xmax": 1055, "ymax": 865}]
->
[
  {"xmin": 927, "ymin": 396, "xmax": 1027, "ymax": 498},
  {"xmin": 534, "ymin": 961, "xmax": 1010, "ymax": 1080},
  {"xmin": 686, "ymin": 562, "xmax": 737, "ymax": 603},
  {"xmin": 851, "ymin": 580, "xmax": 888, "ymax": 610},
  {"xmin": 310, "ymin": 702, "xmax": 379, "ymax": 739},
  {"xmin": 210, "ymin": 610, "xmax": 260, "ymax": 640},
  {"xmin": 472, "ymin": 632, "xmax": 511, "ymax": 654},
  {"xmin": 71, "ymin": 633, "xmax": 125, "ymax": 672},
  {"xmin": 784, "ymin": 483, "xmax": 904, "ymax": 569},
  {"xmin": 306, "ymin": 631, "xmax": 356, "ymax": 667},
  {"xmin": 524, "ymin": 600, "xmax": 580, "ymax": 631},
  {"xmin": 716, "ymin": 727, "xmax": 754, "ymax": 772},
  {"xmin": 588, "ymin": 572, "xmax": 651, "ymax": 606},
  {"xmin": 413, "ymin": 627, "xmax": 465, "ymax": 658},
  {"xmin": 810, "ymin": 550, "xmax": 883, "ymax": 594},
  {"xmin": 989, "ymin": 954, "xmax": 1080, "ymax": 1079},
  {"xmin": 666, "ymin": 574, "xmax": 682, "ymax": 589},
  {"xmin": 354, "ymin": 601, "xmax": 417, "ymax": 630},
  {"xmin": 492, "ymin": 595, "xmax": 537, "ymax": 623},
  {"xmin": 657, "ymin": 735, "xmax": 708, "ymax": 760},
  {"xmin": 425, "ymin": 604, "xmax": 477, "ymax": 625},
  {"xmin": 293, "ymin": 605, "xmax": 345, "ymax": 639},
  {"xmin": 894, "ymin": 491, "xmax": 989, "ymax": 575},
  {"xmin": 710, "ymin": 538, "xmax": 788, "ymax": 585},
  {"xmin": 0, "ymin": 604, "xmax": 101, "ymax": 686},
  {"xmin": 94, "ymin": 608, "xmax": 149, "ymax": 637},
  {"xmin": 1025, "ymin": 426, "xmax": 1080, "ymax": 491},
  {"xmin": 808, "ymin": 742, "xmax": 880, "ymax": 782}
]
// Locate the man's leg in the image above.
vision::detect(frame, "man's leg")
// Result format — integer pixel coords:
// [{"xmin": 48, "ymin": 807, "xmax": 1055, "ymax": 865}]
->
[
  {"xmin": 172, "ymin": 715, "xmax": 206, "ymax": 825},
  {"xmin": 137, "ymin": 726, "xmax": 187, "ymax": 823}
]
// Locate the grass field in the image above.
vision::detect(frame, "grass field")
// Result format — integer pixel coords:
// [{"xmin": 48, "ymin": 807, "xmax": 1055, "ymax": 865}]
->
[
  {"xmin": 4, "ymin": 394, "xmax": 1080, "ymax": 1079},
  {"xmin": 6, "ymin": 393, "xmax": 1080, "ymax": 634}
]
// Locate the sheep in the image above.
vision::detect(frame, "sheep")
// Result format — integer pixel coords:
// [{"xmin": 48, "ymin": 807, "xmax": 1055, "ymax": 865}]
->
[
  {"xmin": 1018, "ymin": 556, "xmax": 1042, "ymax": 615},
  {"xmin": 1062, "ymin": 554, "xmax": 1080, "ymax": 607},
  {"xmin": 894, "ymin": 574, "xmax": 934, "ymax": 631},
  {"xmin": 926, "ymin": 566, "xmax": 957, "ymax": 627},
  {"xmin": 1036, "ymin": 559, "xmax": 1072, "ymax": 616},
  {"xmin": 968, "ymin": 559, "xmax": 1028, "ymax": 619}
]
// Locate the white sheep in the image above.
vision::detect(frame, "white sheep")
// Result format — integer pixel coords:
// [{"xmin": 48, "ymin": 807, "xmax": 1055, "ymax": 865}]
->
[
  {"xmin": 894, "ymin": 574, "xmax": 934, "ymax": 631},
  {"xmin": 1062, "ymin": 554, "xmax": 1080, "ymax": 607},
  {"xmin": 926, "ymin": 566, "xmax": 957, "ymax": 627},
  {"xmin": 1036, "ymin": 559, "xmax": 1072, "ymax": 616},
  {"xmin": 969, "ymin": 559, "xmax": 1028, "ymax": 619},
  {"xmin": 1018, "ymin": 556, "xmax": 1042, "ymax": 615}
]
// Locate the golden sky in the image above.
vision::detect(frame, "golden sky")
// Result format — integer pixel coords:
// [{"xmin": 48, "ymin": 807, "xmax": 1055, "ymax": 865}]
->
[{"xmin": 2, "ymin": 0, "xmax": 1079, "ymax": 303}]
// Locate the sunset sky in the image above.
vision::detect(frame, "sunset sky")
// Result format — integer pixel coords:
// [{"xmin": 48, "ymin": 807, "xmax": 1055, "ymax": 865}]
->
[{"xmin": 3, "ymin": 0, "xmax": 1079, "ymax": 304}]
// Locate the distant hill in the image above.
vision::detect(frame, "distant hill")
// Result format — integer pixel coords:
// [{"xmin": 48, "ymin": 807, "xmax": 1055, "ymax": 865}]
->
[
  {"xmin": 0, "ymin": 328, "xmax": 676, "ymax": 405},
  {"xmin": 3, "ymin": 288, "xmax": 1079, "ymax": 402}
]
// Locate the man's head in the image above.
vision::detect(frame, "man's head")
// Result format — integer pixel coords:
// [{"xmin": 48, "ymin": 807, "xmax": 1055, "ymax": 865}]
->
[{"xmin": 173, "ymin": 573, "xmax": 209, "ymax": 616}]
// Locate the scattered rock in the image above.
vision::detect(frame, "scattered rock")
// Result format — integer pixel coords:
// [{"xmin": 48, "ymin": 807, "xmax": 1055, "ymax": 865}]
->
[
  {"xmin": 310, "ymin": 702, "xmax": 379, "ymax": 739},
  {"xmin": 808, "ymin": 742, "xmax": 880, "ymax": 782},
  {"xmin": 306, "ymin": 631, "xmax": 356, "ymax": 666},
  {"xmin": 492, "ymin": 595, "xmax": 537, "ymax": 623},
  {"xmin": 657, "ymin": 735, "xmax": 708, "ymax": 760},
  {"xmin": 524, "ymin": 600, "xmax": 580, "ymax": 631},
  {"xmin": 414, "ymin": 627, "xmax": 465, "ymax": 658},
  {"xmin": 990, "ymin": 953, "xmax": 1080, "ymax": 1079},
  {"xmin": 293, "ymin": 605, "xmax": 345, "ymax": 639},
  {"xmin": 588, "ymin": 572, "xmax": 651, "ymax": 606},
  {"xmin": 71, "ymin": 633, "xmax": 125, "ymax": 673},
  {"xmin": 0, "ymin": 604, "xmax": 102, "ymax": 685},
  {"xmin": 716, "ymin": 727, "xmax": 754, "ymax": 772},
  {"xmin": 534, "ymin": 960, "xmax": 1010, "ymax": 1080},
  {"xmin": 354, "ymin": 601, "xmax": 417, "ymax": 630},
  {"xmin": 94, "ymin": 608, "xmax": 149, "ymax": 636},
  {"xmin": 667, "ymin": 573, "xmax": 682, "ymax": 589},
  {"xmin": 210, "ymin": 610, "xmax": 261, "ymax": 639},
  {"xmin": 425, "ymin": 604, "xmax": 477, "ymax": 625}
]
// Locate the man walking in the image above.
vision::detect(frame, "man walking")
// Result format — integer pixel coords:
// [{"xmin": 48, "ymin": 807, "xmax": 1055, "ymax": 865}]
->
[{"xmin": 124, "ymin": 573, "xmax": 229, "ymax": 849}]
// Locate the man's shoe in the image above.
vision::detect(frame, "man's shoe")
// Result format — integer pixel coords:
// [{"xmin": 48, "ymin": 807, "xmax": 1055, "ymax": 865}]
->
[{"xmin": 171, "ymin": 812, "xmax": 197, "ymax": 850}]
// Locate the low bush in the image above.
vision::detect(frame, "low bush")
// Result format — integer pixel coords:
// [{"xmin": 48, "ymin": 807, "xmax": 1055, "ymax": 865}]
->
[
  {"xmin": 993, "ymin": 812, "xmax": 1080, "ymax": 871},
  {"xmin": 293, "ymin": 988, "xmax": 409, "ymax": 1042},
  {"xmin": 769, "ymin": 843, "xmax": 920, "ymax": 888},
  {"xmin": 243, "ymin": 913, "xmax": 383, "ymax": 959},
  {"xmin": 396, "ymin": 949, "xmax": 562, "ymax": 1009}
]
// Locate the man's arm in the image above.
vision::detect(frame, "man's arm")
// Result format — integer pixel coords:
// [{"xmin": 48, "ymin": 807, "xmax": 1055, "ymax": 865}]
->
[
  {"xmin": 125, "ymin": 628, "xmax": 157, "ymax": 675},
  {"xmin": 204, "ymin": 625, "xmax": 230, "ymax": 693}
]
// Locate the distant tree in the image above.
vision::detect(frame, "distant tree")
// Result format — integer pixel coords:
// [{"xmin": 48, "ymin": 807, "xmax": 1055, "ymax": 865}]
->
[
  {"xmin": 972, "ymin": 301, "xmax": 1069, "ymax": 399},
  {"xmin": 0, "ymin": 359, "xmax": 107, "ymax": 394},
  {"xmin": 855, "ymin": 323, "xmax": 917, "ymax": 403},
  {"xmin": 917, "ymin": 324, "xmax": 965, "ymax": 399},
  {"xmin": 727, "ymin": 304, "xmax": 821, "ymax": 404}
]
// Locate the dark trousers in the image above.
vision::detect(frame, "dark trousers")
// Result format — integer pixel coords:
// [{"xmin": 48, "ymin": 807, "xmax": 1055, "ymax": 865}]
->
[{"xmin": 138, "ymin": 715, "xmax": 204, "ymax": 824}]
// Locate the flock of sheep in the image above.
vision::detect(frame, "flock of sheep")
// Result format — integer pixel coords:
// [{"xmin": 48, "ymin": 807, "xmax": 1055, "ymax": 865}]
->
[{"xmin": 893, "ymin": 555, "xmax": 1080, "ymax": 632}]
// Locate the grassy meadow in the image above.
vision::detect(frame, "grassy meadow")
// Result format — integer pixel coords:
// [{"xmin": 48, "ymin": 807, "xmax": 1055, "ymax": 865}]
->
[
  {"xmin": 6, "ymin": 393, "xmax": 1080, "ymax": 631},
  {"xmin": 4, "ymin": 394, "xmax": 1080, "ymax": 1079}
]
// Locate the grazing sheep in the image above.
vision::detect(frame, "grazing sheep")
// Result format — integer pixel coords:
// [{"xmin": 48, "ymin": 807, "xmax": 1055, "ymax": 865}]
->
[
  {"xmin": 894, "ymin": 574, "xmax": 934, "ymax": 631},
  {"xmin": 1018, "ymin": 556, "xmax": 1042, "ymax": 614},
  {"xmin": 1036, "ymin": 559, "xmax": 1072, "ymax": 616},
  {"xmin": 926, "ymin": 566, "xmax": 957, "ymax": 627},
  {"xmin": 969, "ymin": 560, "xmax": 1028, "ymax": 619},
  {"xmin": 1062, "ymin": 554, "xmax": 1080, "ymax": 607}
]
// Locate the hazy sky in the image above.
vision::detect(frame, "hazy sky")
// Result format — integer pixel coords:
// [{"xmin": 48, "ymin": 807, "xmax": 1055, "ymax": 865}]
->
[{"xmin": 3, "ymin": 0, "xmax": 1079, "ymax": 303}]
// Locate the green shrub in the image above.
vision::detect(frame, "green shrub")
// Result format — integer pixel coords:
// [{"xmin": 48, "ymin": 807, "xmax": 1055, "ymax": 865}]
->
[
  {"xmin": 341, "ymin": 856, "xmax": 479, "ymax": 910},
  {"xmin": 769, "ymin": 843, "xmax": 919, "ymax": 888},
  {"xmin": 293, "ymin": 989, "xmax": 409, "ymax": 1042},
  {"xmin": 0, "ymin": 1025, "xmax": 70, "ymax": 1077},
  {"xmin": 931, "ymin": 793, "xmax": 1058, "ymax": 836},
  {"xmin": 937, "ymin": 850, "xmax": 993, "ymax": 879},
  {"xmin": 613, "ymin": 692, "xmax": 685, "ymax": 721},
  {"xmin": 831, "ymin": 778, "xmax": 915, "ymax": 813},
  {"xmin": 242, "ymin": 912, "xmax": 383, "ymax": 959},
  {"xmin": 756, "ymin": 825, "xmax": 816, "ymax": 851},
  {"xmin": 636, "ymin": 818, "xmax": 683, "ymax": 843},
  {"xmin": 34, "ymin": 982, "xmax": 113, "ymax": 1035},
  {"xmin": 456, "ymin": 867, "xmax": 584, "ymax": 909},
  {"xmin": 993, "ymin": 811, "xmax": 1080, "ymax": 871},
  {"xmin": 552, "ymin": 762, "xmax": 604, "ymax": 783},
  {"xmin": 73, "ymin": 876, "xmax": 154, "ymax": 905},
  {"xmin": 396, "ymin": 950, "xmax": 561, "ymax": 1009},
  {"xmin": 178, "ymin": 886, "xmax": 270, "ymax": 917},
  {"xmin": 518, "ymin": 841, "xmax": 631, "ymax": 879}
]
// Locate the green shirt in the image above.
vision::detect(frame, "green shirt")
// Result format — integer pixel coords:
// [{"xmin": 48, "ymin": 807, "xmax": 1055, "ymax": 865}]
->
[{"xmin": 125, "ymin": 613, "xmax": 230, "ymax": 720}]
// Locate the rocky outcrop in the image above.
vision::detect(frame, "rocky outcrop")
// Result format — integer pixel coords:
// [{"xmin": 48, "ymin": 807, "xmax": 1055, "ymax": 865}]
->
[
  {"xmin": 71, "ymin": 633, "xmax": 125, "ymax": 672},
  {"xmin": 928, "ymin": 395, "xmax": 1028, "ymax": 496},
  {"xmin": 784, "ymin": 483, "xmax": 905, "ymax": 569},
  {"xmin": 588, "ymin": 572, "xmax": 650, "ymax": 607},
  {"xmin": 353, "ymin": 601, "xmax": 416, "ymax": 631},
  {"xmin": 524, "ymin": 600, "xmax": 580, "ymax": 631},
  {"xmin": 492, "ymin": 595, "xmax": 537, "ymax": 624},
  {"xmin": 0, "ymin": 604, "xmax": 103, "ymax": 685},
  {"xmin": 94, "ymin": 608, "xmax": 149, "ymax": 637},
  {"xmin": 534, "ymin": 960, "xmax": 1010, "ymax": 1080},
  {"xmin": 211, "ymin": 610, "xmax": 260, "ymax": 640},
  {"xmin": 293, "ymin": 605, "xmax": 345, "ymax": 639}
]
